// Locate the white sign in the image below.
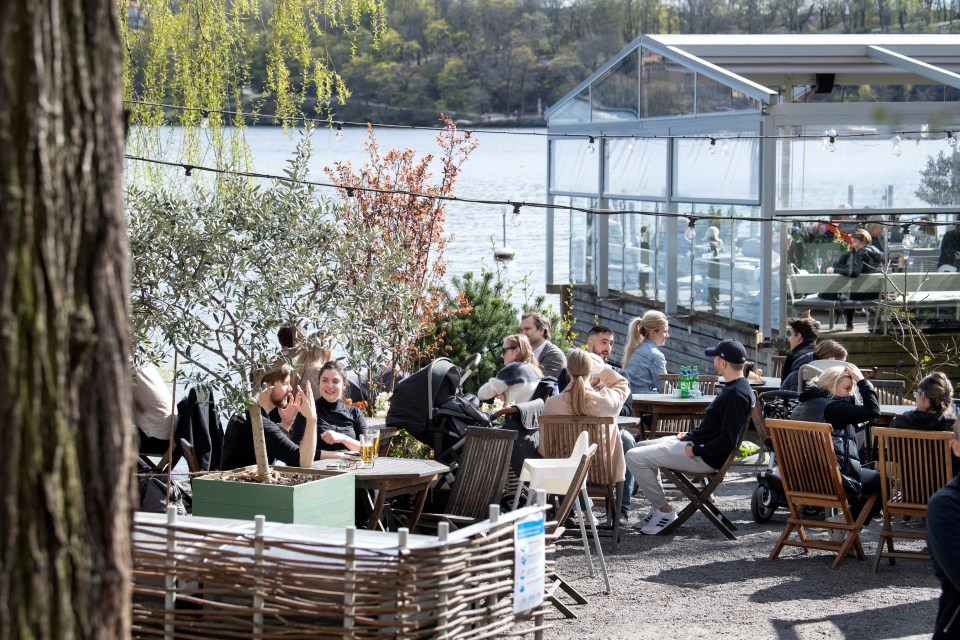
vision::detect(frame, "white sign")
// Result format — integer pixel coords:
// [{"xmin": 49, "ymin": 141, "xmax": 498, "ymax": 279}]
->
[{"xmin": 512, "ymin": 512, "xmax": 546, "ymax": 614}]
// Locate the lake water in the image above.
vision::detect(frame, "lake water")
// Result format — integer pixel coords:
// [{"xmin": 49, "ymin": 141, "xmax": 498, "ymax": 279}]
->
[{"xmin": 241, "ymin": 126, "xmax": 558, "ymax": 308}]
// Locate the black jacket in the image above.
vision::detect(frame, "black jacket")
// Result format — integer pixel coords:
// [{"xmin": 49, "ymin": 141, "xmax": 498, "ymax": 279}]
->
[
  {"xmin": 939, "ymin": 230, "xmax": 960, "ymax": 270},
  {"xmin": 928, "ymin": 475, "xmax": 960, "ymax": 639},
  {"xmin": 292, "ymin": 397, "xmax": 366, "ymax": 457},
  {"xmin": 685, "ymin": 377, "xmax": 754, "ymax": 469},
  {"xmin": 220, "ymin": 408, "xmax": 301, "ymax": 470},
  {"xmin": 890, "ymin": 409, "xmax": 955, "ymax": 432},
  {"xmin": 781, "ymin": 341, "xmax": 816, "ymax": 385}
]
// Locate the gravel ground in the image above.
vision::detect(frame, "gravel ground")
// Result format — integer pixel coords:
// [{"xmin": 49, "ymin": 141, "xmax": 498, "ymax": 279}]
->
[{"xmin": 537, "ymin": 464, "xmax": 940, "ymax": 640}]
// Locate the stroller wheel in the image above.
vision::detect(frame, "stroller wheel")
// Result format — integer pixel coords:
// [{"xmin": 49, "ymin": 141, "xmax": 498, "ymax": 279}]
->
[{"xmin": 751, "ymin": 483, "xmax": 776, "ymax": 524}]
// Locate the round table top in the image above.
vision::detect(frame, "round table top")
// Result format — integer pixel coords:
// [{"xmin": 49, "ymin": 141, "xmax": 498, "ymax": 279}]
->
[{"xmin": 632, "ymin": 393, "xmax": 717, "ymax": 405}]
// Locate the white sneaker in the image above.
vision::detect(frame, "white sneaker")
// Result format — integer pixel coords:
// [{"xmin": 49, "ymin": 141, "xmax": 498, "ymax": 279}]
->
[
  {"xmin": 640, "ymin": 509, "xmax": 678, "ymax": 535},
  {"xmin": 633, "ymin": 506, "xmax": 659, "ymax": 530}
]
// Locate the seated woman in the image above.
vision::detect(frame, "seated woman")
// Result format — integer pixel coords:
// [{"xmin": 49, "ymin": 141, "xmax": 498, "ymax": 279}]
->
[
  {"xmin": 821, "ymin": 228, "xmax": 885, "ymax": 331},
  {"xmin": 478, "ymin": 362, "xmax": 545, "ymax": 475},
  {"xmin": 292, "ymin": 361, "xmax": 365, "ymax": 458},
  {"xmin": 780, "ymin": 338, "xmax": 848, "ymax": 392},
  {"xmin": 220, "ymin": 362, "xmax": 319, "ymax": 470},
  {"xmin": 500, "ymin": 334, "xmax": 543, "ymax": 378},
  {"xmin": 891, "ymin": 372, "xmax": 956, "ymax": 432},
  {"xmin": 790, "ymin": 364, "xmax": 881, "ymax": 518},
  {"xmin": 623, "ymin": 310, "xmax": 669, "ymax": 395}
]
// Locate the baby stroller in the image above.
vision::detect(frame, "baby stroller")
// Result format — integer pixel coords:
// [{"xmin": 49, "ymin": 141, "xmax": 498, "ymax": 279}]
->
[
  {"xmin": 386, "ymin": 355, "xmax": 490, "ymax": 481},
  {"xmin": 751, "ymin": 390, "xmax": 799, "ymax": 523}
]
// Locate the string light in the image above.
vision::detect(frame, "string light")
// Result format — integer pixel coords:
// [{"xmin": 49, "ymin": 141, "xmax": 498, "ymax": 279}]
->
[
  {"xmin": 183, "ymin": 165, "xmax": 194, "ymax": 177},
  {"xmin": 708, "ymin": 138, "xmax": 717, "ymax": 155},
  {"xmin": 827, "ymin": 129, "xmax": 837, "ymax": 152},
  {"xmin": 124, "ymin": 100, "xmax": 960, "ymax": 143},
  {"xmin": 721, "ymin": 139, "xmax": 730, "ymax": 155},
  {"xmin": 587, "ymin": 136, "xmax": 596, "ymax": 153},
  {"xmin": 511, "ymin": 203, "xmax": 522, "ymax": 227},
  {"xmin": 684, "ymin": 218, "xmax": 697, "ymax": 242},
  {"xmin": 344, "ymin": 187, "xmax": 356, "ymax": 210},
  {"xmin": 901, "ymin": 223, "xmax": 914, "ymax": 249},
  {"xmin": 336, "ymin": 122, "xmax": 344, "ymax": 140},
  {"xmin": 891, "ymin": 135, "xmax": 902, "ymax": 157},
  {"xmin": 627, "ymin": 138, "xmax": 635, "ymax": 153},
  {"xmin": 199, "ymin": 109, "xmax": 210, "ymax": 129}
]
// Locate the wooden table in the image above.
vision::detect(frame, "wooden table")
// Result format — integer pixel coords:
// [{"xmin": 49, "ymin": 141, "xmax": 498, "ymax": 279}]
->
[
  {"xmin": 631, "ymin": 393, "xmax": 715, "ymax": 438},
  {"xmin": 873, "ymin": 404, "xmax": 912, "ymax": 428},
  {"xmin": 315, "ymin": 457, "xmax": 448, "ymax": 531}
]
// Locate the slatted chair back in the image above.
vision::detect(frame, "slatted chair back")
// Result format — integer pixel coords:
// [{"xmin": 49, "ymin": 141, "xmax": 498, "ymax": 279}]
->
[
  {"xmin": 871, "ymin": 380, "xmax": 906, "ymax": 405},
  {"xmin": 446, "ymin": 426, "xmax": 518, "ymax": 519},
  {"xmin": 658, "ymin": 373, "xmax": 719, "ymax": 395},
  {"xmin": 538, "ymin": 415, "xmax": 624, "ymax": 551},
  {"xmin": 765, "ymin": 419, "xmax": 878, "ymax": 568},
  {"xmin": 180, "ymin": 438, "xmax": 200, "ymax": 474},
  {"xmin": 647, "ymin": 414, "xmax": 700, "ymax": 439},
  {"xmin": 872, "ymin": 427, "xmax": 955, "ymax": 571},
  {"xmin": 771, "ymin": 355, "xmax": 787, "ymax": 379}
]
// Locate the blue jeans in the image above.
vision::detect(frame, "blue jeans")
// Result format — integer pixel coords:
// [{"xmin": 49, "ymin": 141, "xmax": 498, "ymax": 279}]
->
[{"xmin": 621, "ymin": 429, "xmax": 637, "ymax": 509}]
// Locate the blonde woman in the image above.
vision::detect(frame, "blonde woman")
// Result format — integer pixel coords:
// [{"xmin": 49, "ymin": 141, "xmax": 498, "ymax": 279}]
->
[
  {"xmin": 297, "ymin": 339, "xmax": 333, "ymax": 399},
  {"xmin": 623, "ymin": 311, "xmax": 670, "ymax": 394},
  {"xmin": 543, "ymin": 350, "xmax": 629, "ymax": 418},
  {"xmin": 500, "ymin": 334, "xmax": 543, "ymax": 378}
]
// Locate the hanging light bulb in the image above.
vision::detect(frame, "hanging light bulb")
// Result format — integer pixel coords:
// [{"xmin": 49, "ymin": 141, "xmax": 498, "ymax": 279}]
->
[
  {"xmin": 708, "ymin": 138, "xmax": 717, "ymax": 155},
  {"xmin": 199, "ymin": 109, "xmax": 210, "ymax": 129},
  {"xmin": 344, "ymin": 187, "xmax": 356, "ymax": 211},
  {"xmin": 587, "ymin": 136, "xmax": 596, "ymax": 154},
  {"xmin": 827, "ymin": 132, "xmax": 837, "ymax": 153},
  {"xmin": 920, "ymin": 123, "xmax": 930, "ymax": 139},
  {"xmin": 684, "ymin": 218, "xmax": 697, "ymax": 243},
  {"xmin": 336, "ymin": 122, "xmax": 344, "ymax": 140},
  {"xmin": 901, "ymin": 223, "xmax": 914, "ymax": 249},
  {"xmin": 891, "ymin": 135, "xmax": 902, "ymax": 157},
  {"xmin": 721, "ymin": 139, "xmax": 730, "ymax": 155},
  {"xmin": 511, "ymin": 203, "xmax": 522, "ymax": 227},
  {"xmin": 822, "ymin": 130, "xmax": 830, "ymax": 150},
  {"xmin": 183, "ymin": 164, "xmax": 195, "ymax": 190},
  {"xmin": 627, "ymin": 138, "xmax": 635, "ymax": 153}
]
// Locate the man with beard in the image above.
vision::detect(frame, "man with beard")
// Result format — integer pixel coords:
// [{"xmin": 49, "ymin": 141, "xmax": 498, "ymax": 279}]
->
[{"xmin": 219, "ymin": 362, "xmax": 318, "ymax": 470}]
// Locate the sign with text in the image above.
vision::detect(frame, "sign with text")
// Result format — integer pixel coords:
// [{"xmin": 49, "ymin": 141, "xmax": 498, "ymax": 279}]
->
[{"xmin": 512, "ymin": 512, "xmax": 546, "ymax": 614}]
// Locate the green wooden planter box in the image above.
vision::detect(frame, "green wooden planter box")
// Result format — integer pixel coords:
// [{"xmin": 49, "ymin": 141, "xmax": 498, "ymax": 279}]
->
[{"xmin": 192, "ymin": 466, "xmax": 354, "ymax": 526}]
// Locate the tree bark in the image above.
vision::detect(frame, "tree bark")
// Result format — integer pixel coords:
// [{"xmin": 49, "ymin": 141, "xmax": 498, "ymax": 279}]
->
[{"xmin": 0, "ymin": 1, "xmax": 131, "ymax": 639}]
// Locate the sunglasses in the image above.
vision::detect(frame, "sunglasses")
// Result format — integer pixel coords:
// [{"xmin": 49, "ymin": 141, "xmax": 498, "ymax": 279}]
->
[
  {"xmin": 501, "ymin": 345, "xmax": 520, "ymax": 352},
  {"xmin": 913, "ymin": 390, "xmax": 924, "ymax": 399}
]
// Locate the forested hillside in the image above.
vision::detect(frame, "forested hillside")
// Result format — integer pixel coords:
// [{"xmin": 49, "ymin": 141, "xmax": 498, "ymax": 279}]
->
[{"xmin": 132, "ymin": 0, "xmax": 960, "ymax": 125}]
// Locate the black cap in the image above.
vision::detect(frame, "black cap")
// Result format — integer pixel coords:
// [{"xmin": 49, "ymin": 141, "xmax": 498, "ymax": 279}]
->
[{"xmin": 704, "ymin": 339, "xmax": 747, "ymax": 364}]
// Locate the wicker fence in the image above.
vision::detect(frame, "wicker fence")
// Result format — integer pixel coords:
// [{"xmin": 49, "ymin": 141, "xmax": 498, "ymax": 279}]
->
[{"xmin": 132, "ymin": 504, "xmax": 553, "ymax": 639}]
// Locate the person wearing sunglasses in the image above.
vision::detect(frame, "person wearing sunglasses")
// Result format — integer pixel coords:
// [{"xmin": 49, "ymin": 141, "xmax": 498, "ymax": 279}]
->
[
  {"xmin": 499, "ymin": 334, "xmax": 543, "ymax": 378},
  {"xmin": 891, "ymin": 372, "xmax": 956, "ymax": 433}
]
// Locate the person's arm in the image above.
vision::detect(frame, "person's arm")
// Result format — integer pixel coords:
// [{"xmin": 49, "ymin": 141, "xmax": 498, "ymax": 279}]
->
[
  {"xmin": 823, "ymin": 379, "xmax": 880, "ymax": 426},
  {"xmin": 686, "ymin": 388, "xmax": 751, "ymax": 461},
  {"xmin": 927, "ymin": 484, "xmax": 960, "ymax": 609},
  {"xmin": 319, "ymin": 413, "xmax": 361, "ymax": 451},
  {"xmin": 297, "ymin": 384, "xmax": 318, "ymax": 467},
  {"xmin": 595, "ymin": 366, "xmax": 630, "ymax": 412}
]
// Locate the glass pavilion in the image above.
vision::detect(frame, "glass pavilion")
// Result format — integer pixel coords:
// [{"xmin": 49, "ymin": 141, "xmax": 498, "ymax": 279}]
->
[{"xmin": 544, "ymin": 35, "xmax": 960, "ymax": 337}]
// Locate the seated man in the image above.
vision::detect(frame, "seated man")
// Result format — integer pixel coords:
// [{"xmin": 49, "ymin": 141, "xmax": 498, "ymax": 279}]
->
[
  {"xmin": 625, "ymin": 339, "xmax": 753, "ymax": 535},
  {"xmin": 219, "ymin": 362, "xmax": 319, "ymax": 470},
  {"xmin": 926, "ymin": 416, "xmax": 960, "ymax": 640}
]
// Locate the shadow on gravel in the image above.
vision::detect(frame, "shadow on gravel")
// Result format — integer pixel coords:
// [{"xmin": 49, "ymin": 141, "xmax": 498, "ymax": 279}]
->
[{"xmin": 769, "ymin": 600, "xmax": 939, "ymax": 640}]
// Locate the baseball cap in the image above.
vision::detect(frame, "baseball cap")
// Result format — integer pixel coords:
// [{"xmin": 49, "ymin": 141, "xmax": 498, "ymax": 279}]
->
[{"xmin": 704, "ymin": 339, "xmax": 747, "ymax": 364}]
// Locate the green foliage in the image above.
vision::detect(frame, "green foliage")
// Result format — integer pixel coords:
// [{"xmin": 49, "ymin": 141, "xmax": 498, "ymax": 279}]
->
[{"xmin": 915, "ymin": 151, "xmax": 960, "ymax": 207}]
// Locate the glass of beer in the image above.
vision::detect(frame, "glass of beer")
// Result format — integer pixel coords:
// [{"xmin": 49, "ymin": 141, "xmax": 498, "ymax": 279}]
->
[
  {"xmin": 359, "ymin": 434, "xmax": 375, "ymax": 466},
  {"xmin": 368, "ymin": 429, "xmax": 381, "ymax": 459}
]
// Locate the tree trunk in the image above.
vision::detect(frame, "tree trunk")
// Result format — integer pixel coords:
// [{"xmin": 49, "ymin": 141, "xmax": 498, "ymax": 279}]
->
[{"xmin": 0, "ymin": 1, "xmax": 131, "ymax": 639}]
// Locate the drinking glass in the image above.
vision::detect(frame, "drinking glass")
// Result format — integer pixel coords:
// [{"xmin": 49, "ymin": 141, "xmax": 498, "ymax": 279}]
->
[
  {"xmin": 359, "ymin": 434, "xmax": 375, "ymax": 466},
  {"xmin": 368, "ymin": 429, "xmax": 381, "ymax": 459}
]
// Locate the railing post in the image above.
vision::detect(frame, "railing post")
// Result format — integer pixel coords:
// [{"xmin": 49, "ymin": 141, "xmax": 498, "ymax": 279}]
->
[
  {"xmin": 253, "ymin": 515, "xmax": 265, "ymax": 639},
  {"xmin": 163, "ymin": 506, "xmax": 177, "ymax": 640},
  {"xmin": 437, "ymin": 522, "xmax": 450, "ymax": 635},
  {"xmin": 344, "ymin": 526, "xmax": 356, "ymax": 639}
]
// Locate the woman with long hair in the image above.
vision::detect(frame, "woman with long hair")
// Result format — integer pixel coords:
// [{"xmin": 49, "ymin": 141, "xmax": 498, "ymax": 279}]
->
[
  {"xmin": 790, "ymin": 364, "xmax": 880, "ymax": 517},
  {"xmin": 543, "ymin": 350, "xmax": 629, "ymax": 417},
  {"xmin": 623, "ymin": 310, "xmax": 670, "ymax": 394},
  {"xmin": 891, "ymin": 372, "xmax": 956, "ymax": 432},
  {"xmin": 292, "ymin": 360, "xmax": 366, "ymax": 457},
  {"xmin": 500, "ymin": 333, "xmax": 543, "ymax": 377},
  {"xmin": 297, "ymin": 338, "xmax": 333, "ymax": 399}
]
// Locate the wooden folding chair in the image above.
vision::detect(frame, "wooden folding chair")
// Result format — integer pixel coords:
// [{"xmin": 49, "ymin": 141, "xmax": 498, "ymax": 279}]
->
[
  {"xmin": 409, "ymin": 426, "xmax": 517, "ymax": 531},
  {"xmin": 658, "ymin": 373, "xmax": 719, "ymax": 395},
  {"xmin": 872, "ymin": 427, "xmax": 954, "ymax": 571},
  {"xmin": 659, "ymin": 412, "xmax": 752, "ymax": 539},
  {"xmin": 180, "ymin": 438, "xmax": 200, "ymax": 474},
  {"xmin": 538, "ymin": 416, "xmax": 624, "ymax": 552},
  {"xmin": 766, "ymin": 419, "xmax": 878, "ymax": 568},
  {"xmin": 871, "ymin": 380, "xmax": 906, "ymax": 405}
]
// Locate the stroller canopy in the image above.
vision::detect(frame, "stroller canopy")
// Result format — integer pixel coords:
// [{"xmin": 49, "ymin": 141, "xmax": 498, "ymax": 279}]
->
[{"xmin": 387, "ymin": 358, "xmax": 461, "ymax": 434}]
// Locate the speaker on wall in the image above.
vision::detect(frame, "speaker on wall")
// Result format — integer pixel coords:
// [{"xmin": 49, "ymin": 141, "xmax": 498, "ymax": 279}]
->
[{"xmin": 815, "ymin": 73, "xmax": 835, "ymax": 94}]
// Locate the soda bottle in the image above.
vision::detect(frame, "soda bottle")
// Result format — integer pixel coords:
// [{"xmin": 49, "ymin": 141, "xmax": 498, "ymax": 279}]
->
[{"xmin": 692, "ymin": 365, "xmax": 700, "ymax": 397}]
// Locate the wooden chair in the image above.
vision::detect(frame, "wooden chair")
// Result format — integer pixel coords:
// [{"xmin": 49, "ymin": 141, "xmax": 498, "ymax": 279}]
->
[
  {"xmin": 765, "ymin": 419, "xmax": 878, "ymax": 568},
  {"xmin": 658, "ymin": 411, "xmax": 752, "ymax": 539},
  {"xmin": 180, "ymin": 438, "xmax": 200, "ymax": 474},
  {"xmin": 538, "ymin": 416, "xmax": 625, "ymax": 552},
  {"xmin": 646, "ymin": 412, "xmax": 701, "ymax": 440},
  {"xmin": 872, "ymin": 428, "xmax": 955, "ymax": 571},
  {"xmin": 658, "ymin": 373, "xmax": 719, "ymax": 395},
  {"xmin": 871, "ymin": 380, "xmax": 906, "ymax": 405},
  {"xmin": 411, "ymin": 426, "xmax": 517, "ymax": 531}
]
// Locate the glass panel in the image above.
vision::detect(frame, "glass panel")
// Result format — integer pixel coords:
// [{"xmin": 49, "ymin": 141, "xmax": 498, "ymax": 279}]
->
[
  {"xmin": 550, "ymin": 138, "xmax": 600, "ymax": 195},
  {"xmin": 673, "ymin": 205, "xmax": 773, "ymax": 325},
  {"xmin": 804, "ymin": 85, "xmax": 960, "ymax": 103},
  {"xmin": 605, "ymin": 137, "xmax": 668, "ymax": 199},
  {"xmin": 775, "ymin": 124, "xmax": 960, "ymax": 210},
  {"xmin": 696, "ymin": 73, "xmax": 760, "ymax": 114},
  {"xmin": 606, "ymin": 201, "xmax": 667, "ymax": 305},
  {"xmin": 641, "ymin": 49, "xmax": 694, "ymax": 118},
  {"xmin": 549, "ymin": 87, "xmax": 591, "ymax": 124},
  {"xmin": 592, "ymin": 50, "xmax": 639, "ymax": 122},
  {"xmin": 568, "ymin": 199, "xmax": 597, "ymax": 286},
  {"xmin": 674, "ymin": 135, "xmax": 760, "ymax": 201}
]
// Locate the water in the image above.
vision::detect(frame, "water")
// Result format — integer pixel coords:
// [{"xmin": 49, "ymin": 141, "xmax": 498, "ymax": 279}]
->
[{"xmin": 240, "ymin": 126, "xmax": 556, "ymax": 308}]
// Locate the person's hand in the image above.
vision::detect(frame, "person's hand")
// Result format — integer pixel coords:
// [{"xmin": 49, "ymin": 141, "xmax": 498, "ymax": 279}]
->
[
  {"xmin": 321, "ymin": 429, "xmax": 346, "ymax": 445},
  {"xmin": 299, "ymin": 383, "xmax": 317, "ymax": 422},
  {"xmin": 278, "ymin": 388, "xmax": 301, "ymax": 426},
  {"xmin": 491, "ymin": 406, "xmax": 519, "ymax": 420},
  {"xmin": 825, "ymin": 266, "xmax": 834, "ymax": 274},
  {"xmin": 684, "ymin": 443, "xmax": 695, "ymax": 458},
  {"xmin": 846, "ymin": 364, "xmax": 863, "ymax": 383},
  {"xmin": 676, "ymin": 433, "xmax": 687, "ymax": 441}
]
